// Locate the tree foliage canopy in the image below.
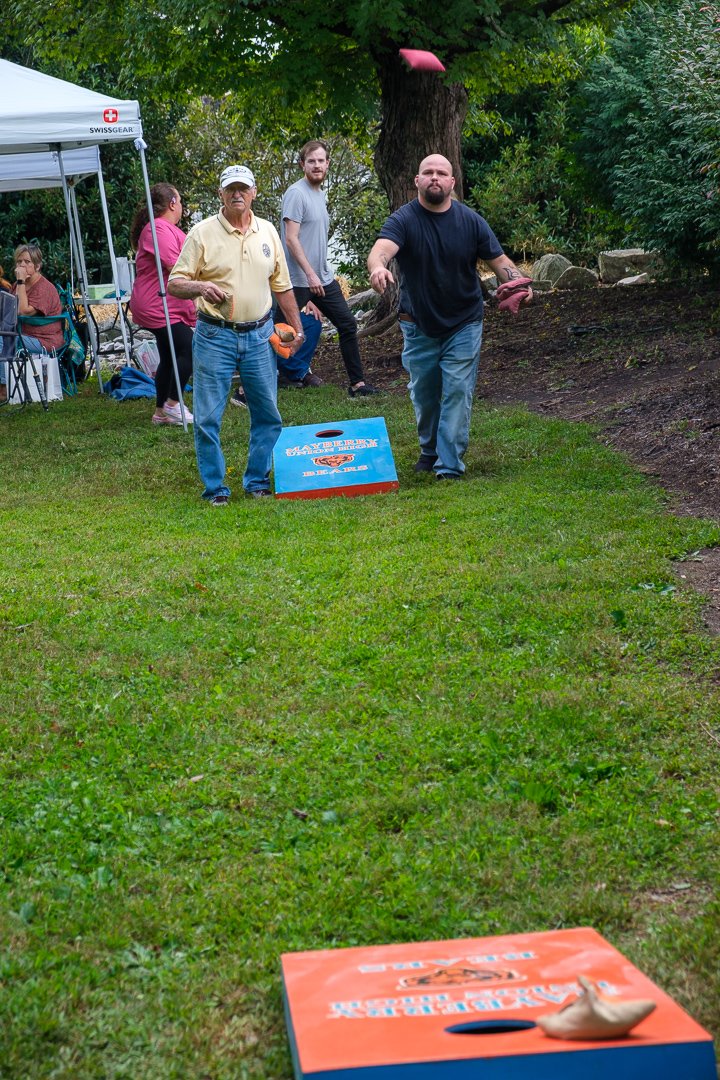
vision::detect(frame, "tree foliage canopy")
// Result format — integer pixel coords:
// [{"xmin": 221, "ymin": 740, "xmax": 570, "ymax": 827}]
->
[
  {"xmin": 3, "ymin": 0, "xmax": 639, "ymax": 276},
  {"xmin": 17, "ymin": 0, "xmax": 629, "ymax": 101},
  {"xmin": 14, "ymin": 0, "xmax": 635, "ymax": 209}
]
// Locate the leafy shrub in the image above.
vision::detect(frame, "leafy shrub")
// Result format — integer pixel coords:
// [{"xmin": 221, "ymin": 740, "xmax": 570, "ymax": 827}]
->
[
  {"xmin": 324, "ymin": 164, "xmax": 389, "ymax": 286},
  {"xmin": 467, "ymin": 94, "xmax": 626, "ymax": 264}
]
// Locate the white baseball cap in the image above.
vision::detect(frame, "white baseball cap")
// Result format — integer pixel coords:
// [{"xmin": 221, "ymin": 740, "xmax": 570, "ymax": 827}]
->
[{"xmin": 219, "ymin": 165, "xmax": 256, "ymax": 189}]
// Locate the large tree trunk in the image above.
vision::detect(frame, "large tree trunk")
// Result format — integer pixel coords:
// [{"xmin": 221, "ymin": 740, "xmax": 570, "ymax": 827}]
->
[{"xmin": 373, "ymin": 57, "xmax": 469, "ymax": 211}]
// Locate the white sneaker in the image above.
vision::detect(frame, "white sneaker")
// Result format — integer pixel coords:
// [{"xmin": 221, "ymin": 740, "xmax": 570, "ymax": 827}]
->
[{"xmin": 163, "ymin": 401, "xmax": 193, "ymax": 424}]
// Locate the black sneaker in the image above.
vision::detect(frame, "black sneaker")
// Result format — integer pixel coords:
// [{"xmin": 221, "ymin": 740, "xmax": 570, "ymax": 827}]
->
[
  {"xmin": 415, "ymin": 453, "xmax": 438, "ymax": 473},
  {"xmin": 230, "ymin": 388, "xmax": 247, "ymax": 408},
  {"xmin": 209, "ymin": 494, "xmax": 230, "ymax": 506},
  {"xmin": 246, "ymin": 489, "xmax": 272, "ymax": 499},
  {"xmin": 301, "ymin": 370, "xmax": 324, "ymax": 387},
  {"xmin": 348, "ymin": 383, "xmax": 380, "ymax": 397},
  {"xmin": 436, "ymin": 473, "xmax": 462, "ymax": 481}
]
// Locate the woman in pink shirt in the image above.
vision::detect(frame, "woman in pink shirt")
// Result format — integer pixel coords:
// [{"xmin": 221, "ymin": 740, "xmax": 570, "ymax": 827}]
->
[{"xmin": 129, "ymin": 184, "xmax": 196, "ymax": 426}]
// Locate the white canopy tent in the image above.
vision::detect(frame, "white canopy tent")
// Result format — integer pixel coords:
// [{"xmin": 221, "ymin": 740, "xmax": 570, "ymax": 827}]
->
[
  {"xmin": 0, "ymin": 60, "xmax": 186, "ymax": 421},
  {"xmin": 0, "ymin": 146, "xmax": 111, "ymax": 375},
  {"xmin": 0, "ymin": 147, "xmax": 100, "ymax": 192},
  {"xmin": 0, "ymin": 61, "xmax": 142, "ymax": 151}
]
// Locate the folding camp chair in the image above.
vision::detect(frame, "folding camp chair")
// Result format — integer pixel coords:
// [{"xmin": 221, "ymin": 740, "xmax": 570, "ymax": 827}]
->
[
  {"xmin": 54, "ymin": 284, "xmax": 90, "ymax": 393},
  {"xmin": 0, "ymin": 290, "xmax": 49, "ymax": 410}
]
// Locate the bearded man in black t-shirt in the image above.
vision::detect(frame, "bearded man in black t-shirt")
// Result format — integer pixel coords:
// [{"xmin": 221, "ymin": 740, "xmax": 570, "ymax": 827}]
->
[{"xmin": 368, "ymin": 155, "xmax": 531, "ymax": 479}]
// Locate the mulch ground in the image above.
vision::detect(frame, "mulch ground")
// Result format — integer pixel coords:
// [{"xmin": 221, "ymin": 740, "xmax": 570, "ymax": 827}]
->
[{"xmin": 314, "ymin": 280, "xmax": 720, "ymax": 630}]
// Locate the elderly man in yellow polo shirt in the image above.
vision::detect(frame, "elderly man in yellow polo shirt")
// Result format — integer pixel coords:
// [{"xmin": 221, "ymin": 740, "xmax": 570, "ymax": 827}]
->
[{"xmin": 169, "ymin": 164, "xmax": 304, "ymax": 503}]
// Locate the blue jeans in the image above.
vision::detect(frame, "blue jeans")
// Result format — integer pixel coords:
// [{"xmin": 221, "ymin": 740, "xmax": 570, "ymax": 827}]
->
[
  {"xmin": 193, "ymin": 318, "xmax": 282, "ymax": 497},
  {"xmin": 276, "ymin": 309, "xmax": 323, "ymax": 381},
  {"xmin": 400, "ymin": 320, "xmax": 483, "ymax": 477},
  {"xmin": 19, "ymin": 333, "xmax": 44, "ymax": 352}
]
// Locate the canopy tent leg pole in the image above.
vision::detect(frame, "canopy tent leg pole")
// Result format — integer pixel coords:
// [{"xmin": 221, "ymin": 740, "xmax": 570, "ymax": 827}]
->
[
  {"xmin": 67, "ymin": 184, "xmax": 78, "ymax": 290},
  {"xmin": 55, "ymin": 148, "xmax": 103, "ymax": 391},
  {"xmin": 68, "ymin": 184, "xmax": 100, "ymax": 373},
  {"xmin": 68, "ymin": 182, "xmax": 101, "ymax": 385},
  {"xmin": 95, "ymin": 153, "xmax": 133, "ymax": 369},
  {"xmin": 67, "ymin": 202, "xmax": 80, "ymax": 305},
  {"xmin": 134, "ymin": 137, "xmax": 188, "ymax": 432}
]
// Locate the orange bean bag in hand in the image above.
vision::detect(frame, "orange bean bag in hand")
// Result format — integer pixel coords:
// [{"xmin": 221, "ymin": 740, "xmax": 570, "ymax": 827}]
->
[{"xmin": 269, "ymin": 322, "xmax": 296, "ymax": 359}]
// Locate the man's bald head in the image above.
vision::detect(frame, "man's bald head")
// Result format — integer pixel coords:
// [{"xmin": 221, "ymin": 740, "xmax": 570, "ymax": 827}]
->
[{"xmin": 418, "ymin": 154, "xmax": 453, "ymax": 175}]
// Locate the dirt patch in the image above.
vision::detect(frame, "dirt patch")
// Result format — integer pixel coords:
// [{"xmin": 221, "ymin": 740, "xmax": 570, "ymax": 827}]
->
[
  {"xmin": 675, "ymin": 548, "xmax": 720, "ymax": 636},
  {"xmin": 315, "ymin": 280, "xmax": 720, "ymax": 628},
  {"xmin": 319, "ymin": 280, "xmax": 720, "ymax": 518},
  {"xmin": 476, "ymin": 283, "xmax": 720, "ymax": 522}
]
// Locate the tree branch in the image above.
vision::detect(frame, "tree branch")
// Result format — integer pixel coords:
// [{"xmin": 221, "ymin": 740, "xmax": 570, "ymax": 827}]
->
[{"xmin": 357, "ymin": 312, "xmax": 399, "ymax": 338}]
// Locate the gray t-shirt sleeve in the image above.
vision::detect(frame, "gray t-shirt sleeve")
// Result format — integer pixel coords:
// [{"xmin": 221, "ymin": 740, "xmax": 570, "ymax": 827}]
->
[{"xmin": 282, "ymin": 185, "xmax": 306, "ymax": 224}]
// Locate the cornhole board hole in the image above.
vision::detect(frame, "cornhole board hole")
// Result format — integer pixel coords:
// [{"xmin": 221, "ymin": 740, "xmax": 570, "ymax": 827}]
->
[
  {"xmin": 273, "ymin": 417, "xmax": 398, "ymax": 500},
  {"xmin": 281, "ymin": 927, "xmax": 716, "ymax": 1079}
]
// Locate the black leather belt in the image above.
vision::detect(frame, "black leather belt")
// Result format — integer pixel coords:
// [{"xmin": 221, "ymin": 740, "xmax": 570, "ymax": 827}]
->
[{"xmin": 198, "ymin": 310, "xmax": 271, "ymax": 333}]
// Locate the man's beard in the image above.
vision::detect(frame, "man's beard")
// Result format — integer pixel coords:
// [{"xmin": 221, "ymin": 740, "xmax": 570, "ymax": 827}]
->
[{"xmin": 423, "ymin": 186, "xmax": 446, "ymax": 205}]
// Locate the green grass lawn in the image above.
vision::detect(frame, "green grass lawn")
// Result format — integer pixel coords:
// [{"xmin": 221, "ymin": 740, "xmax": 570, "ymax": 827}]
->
[{"xmin": 1, "ymin": 383, "xmax": 719, "ymax": 1078}]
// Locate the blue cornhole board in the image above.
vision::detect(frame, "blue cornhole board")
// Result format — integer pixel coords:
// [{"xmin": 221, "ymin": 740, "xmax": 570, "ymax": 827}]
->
[{"xmin": 273, "ymin": 417, "xmax": 399, "ymax": 500}]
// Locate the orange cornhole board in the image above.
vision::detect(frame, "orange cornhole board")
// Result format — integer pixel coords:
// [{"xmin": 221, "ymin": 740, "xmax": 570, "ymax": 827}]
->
[
  {"xmin": 273, "ymin": 417, "xmax": 399, "ymax": 500},
  {"xmin": 281, "ymin": 928, "xmax": 716, "ymax": 1079}
]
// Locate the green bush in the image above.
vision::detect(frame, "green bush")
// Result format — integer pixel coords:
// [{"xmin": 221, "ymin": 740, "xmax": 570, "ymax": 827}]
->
[
  {"xmin": 579, "ymin": 0, "xmax": 720, "ymax": 272},
  {"xmin": 467, "ymin": 95, "xmax": 626, "ymax": 264}
]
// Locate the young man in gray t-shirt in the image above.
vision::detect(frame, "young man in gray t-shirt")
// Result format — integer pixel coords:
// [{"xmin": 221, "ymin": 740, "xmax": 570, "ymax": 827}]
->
[{"xmin": 281, "ymin": 140, "xmax": 377, "ymax": 396}]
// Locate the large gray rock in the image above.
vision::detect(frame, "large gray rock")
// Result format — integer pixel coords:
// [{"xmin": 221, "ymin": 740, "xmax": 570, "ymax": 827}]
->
[
  {"xmin": 598, "ymin": 249, "xmax": 659, "ymax": 283},
  {"xmin": 554, "ymin": 266, "xmax": 599, "ymax": 290},
  {"xmin": 531, "ymin": 253, "xmax": 572, "ymax": 284}
]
